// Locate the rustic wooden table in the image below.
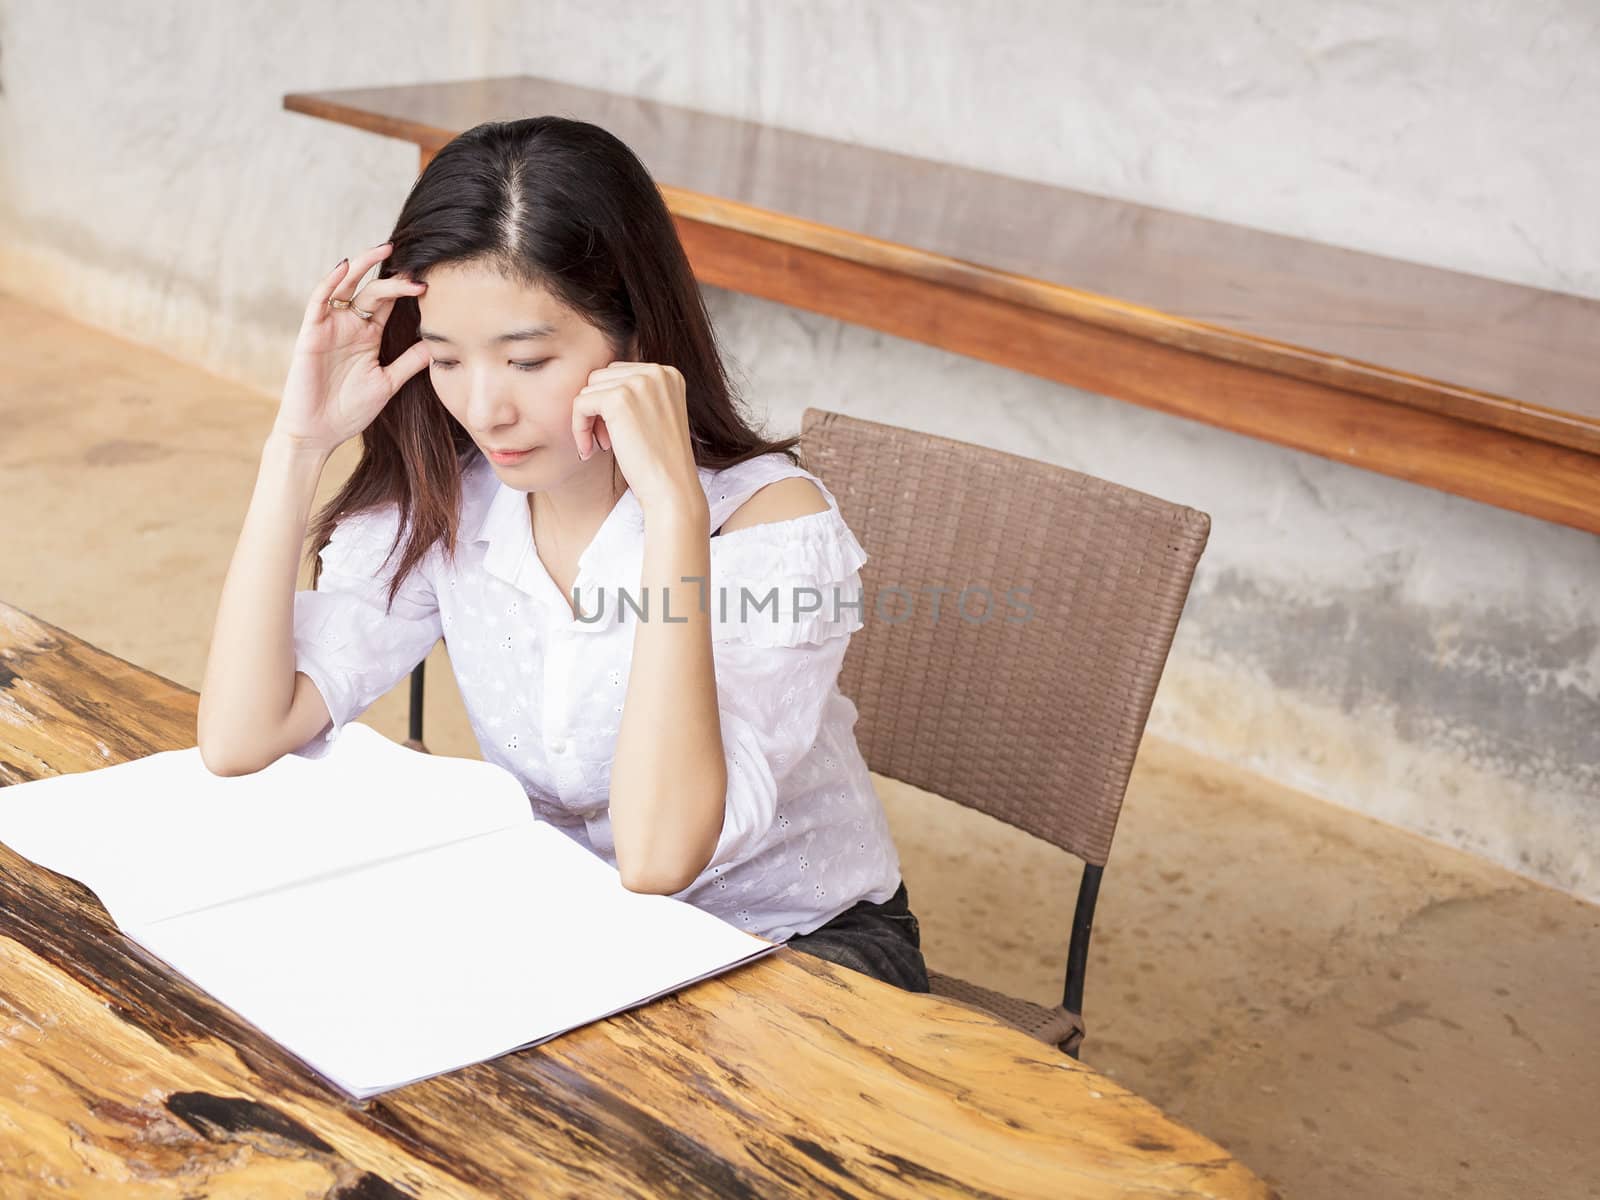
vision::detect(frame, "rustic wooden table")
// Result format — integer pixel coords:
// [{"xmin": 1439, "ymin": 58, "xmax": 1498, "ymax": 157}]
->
[{"xmin": 0, "ymin": 601, "xmax": 1274, "ymax": 1198}]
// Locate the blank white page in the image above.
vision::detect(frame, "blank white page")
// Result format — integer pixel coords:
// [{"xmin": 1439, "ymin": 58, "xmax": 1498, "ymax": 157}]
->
[
  {"xmin": 0, "ymin": 725, "xmax": 779, "ymax": 1100},
  {"xmin": 129, "ymin": 818, "xmax": 777, "ymax": 1099},
  {"xmin": 0, "ymin": 723, "xmax": 533, "ymax": 927}
]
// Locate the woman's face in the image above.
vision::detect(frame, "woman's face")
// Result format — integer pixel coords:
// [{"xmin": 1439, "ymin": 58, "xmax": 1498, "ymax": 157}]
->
[{"xmin": 415, "ymin": 260, "xmax": 630, "ymax": 487}]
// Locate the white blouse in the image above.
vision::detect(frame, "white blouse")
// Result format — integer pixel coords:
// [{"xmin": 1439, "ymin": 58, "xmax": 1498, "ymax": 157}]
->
[{"xmin": 288, "ymin": 449, "xmax": 903, "ymax": 943}]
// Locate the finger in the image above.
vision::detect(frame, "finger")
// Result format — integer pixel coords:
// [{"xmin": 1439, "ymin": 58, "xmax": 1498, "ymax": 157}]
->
[
  {"xmin": 572, "ymin": 389, "xmax": 607, "ymax": 460},
  {"xmin": 577, "ymin": 376, "xmax": 640, "ymax": 398},
  {"xmin": 594, "ymin": 416, "xmax": 611, "ymax": 453},
  {"xmin": 358, "ymin": 275, "xmax": 428, "ymax": 305},
  {"xmin": 381, "ymin": 338, "xmax": 433, "ymax": 395},
  {"xmin": 331, "ymin": 241, "xmax": 395, "ymax": 303},
  {"xmin": 585, "ymin": 363, "xmax": 649, "ymax": 384},
  {"xmin": 351, "ymin": 275, "xmax": 428, "ymax": 321},
  {"xmin": 309, "ymin": 257, "xmax": 352, "ymax": 315}
]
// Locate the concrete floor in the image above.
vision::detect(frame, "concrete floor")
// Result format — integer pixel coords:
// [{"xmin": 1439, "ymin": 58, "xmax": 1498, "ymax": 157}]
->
[{"xmin": 3, "ymin": 290, "xmax": 1597, "ymax": 1200}]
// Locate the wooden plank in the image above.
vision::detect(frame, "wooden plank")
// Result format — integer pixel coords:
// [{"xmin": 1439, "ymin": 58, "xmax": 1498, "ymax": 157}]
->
[
  {"xmin": 282, "ymin": 75, "xmax": 1600, "ymax": 461},
  {"xmin": 0, "ymin": 600, "xmax": 1275, "ymax": 1198},
  {"xmin": 676, "ymin": 216, "xmax": 1600, "ymax": 535}
]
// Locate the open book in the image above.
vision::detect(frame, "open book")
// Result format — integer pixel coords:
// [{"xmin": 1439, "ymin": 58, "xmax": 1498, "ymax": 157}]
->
[{"xmin": 0, "ymin": 722, "xmax": 778, "ymax": 1099}]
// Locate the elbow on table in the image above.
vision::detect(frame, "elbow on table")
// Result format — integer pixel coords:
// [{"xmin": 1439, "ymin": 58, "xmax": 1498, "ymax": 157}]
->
[
  {"xmin": 616, "ymin": 832, "xmax": 717, "ymax": 896},
  {"xmin": 196, "ymin": 736, "xmax": 269, "ymax": 778},
  {"xmin": 618, "ymin": 860, "xmax": 700, "ymax": 897},
  {"xmin": 611, "ymin": 777, "xmax": 725, "ymax": 896},
  {"xmin": 195, "ymin": 713, "xmax": 276, "ymax": 777}
]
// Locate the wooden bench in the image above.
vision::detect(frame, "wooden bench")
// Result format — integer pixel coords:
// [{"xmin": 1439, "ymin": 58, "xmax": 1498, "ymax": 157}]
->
[{"xmin": 285, "ymin": 75, "xmax": 1600, "ymax": 536}]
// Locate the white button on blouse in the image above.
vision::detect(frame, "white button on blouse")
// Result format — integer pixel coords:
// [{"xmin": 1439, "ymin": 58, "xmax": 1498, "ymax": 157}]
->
[{"xmin": 289, "ymin": 449, "xmax": 903, "ymax": 942}]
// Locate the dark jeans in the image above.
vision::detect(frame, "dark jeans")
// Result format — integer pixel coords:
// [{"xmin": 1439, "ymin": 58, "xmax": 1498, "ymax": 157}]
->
[{"xmin": 784, "ymin": 880, "xmax": 931, "ymax": 993}]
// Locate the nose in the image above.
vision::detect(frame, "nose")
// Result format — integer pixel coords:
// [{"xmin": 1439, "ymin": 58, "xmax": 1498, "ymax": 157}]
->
[{"xmin": 462, "ymin": 365, "xmax": 521, "ymax": 434}]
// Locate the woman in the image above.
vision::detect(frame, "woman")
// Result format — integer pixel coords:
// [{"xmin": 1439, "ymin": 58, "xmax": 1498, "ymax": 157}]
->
[{"xmin": 196, "ymin": 116, "xmax": 929, "ymax": 994}]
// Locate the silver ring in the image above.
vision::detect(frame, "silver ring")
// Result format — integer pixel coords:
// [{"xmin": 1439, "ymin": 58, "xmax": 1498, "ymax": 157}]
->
[{"xmin": 350, "ymin": 303, "xmax": 374, "ymax": 321}]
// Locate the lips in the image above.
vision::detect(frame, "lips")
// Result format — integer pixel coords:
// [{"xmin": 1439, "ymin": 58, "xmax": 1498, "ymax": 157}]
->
[{"xmin": 486, "ymin": 446, "xmax": 537, "ymax": 462}]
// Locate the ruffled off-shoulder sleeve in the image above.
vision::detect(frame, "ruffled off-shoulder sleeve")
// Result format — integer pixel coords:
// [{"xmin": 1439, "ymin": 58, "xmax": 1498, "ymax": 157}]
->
[
  {"xmin": 706, "ymin": 505, "xmax": 870, "ymax": 647},
  {"xmin": 288, "ymin": 506, "xmax": 442, "ymax": 760},
  {"xmin": 698, "ymin": 505, "xmax": 870, "ymax": 872}
]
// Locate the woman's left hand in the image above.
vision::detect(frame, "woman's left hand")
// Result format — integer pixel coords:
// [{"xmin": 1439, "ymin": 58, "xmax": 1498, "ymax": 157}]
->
[{"xmin": 574, "ymin": 361, "xmax": 705, "ymax": 521}]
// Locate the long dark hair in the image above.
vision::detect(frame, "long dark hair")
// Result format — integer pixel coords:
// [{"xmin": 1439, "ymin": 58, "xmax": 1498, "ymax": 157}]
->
[{"xmin": 306, "ymin": 116, "xmax": 801, "ymax": 606}]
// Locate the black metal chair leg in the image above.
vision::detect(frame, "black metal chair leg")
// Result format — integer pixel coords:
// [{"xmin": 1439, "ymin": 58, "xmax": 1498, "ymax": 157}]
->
[
  {"xmin": 403, "ymin": 661, "xmax": 429, "ymax": 753},
  {"xmin": 1061, "ymin": 862, "xmax": 1103, "ymax": 1060}
]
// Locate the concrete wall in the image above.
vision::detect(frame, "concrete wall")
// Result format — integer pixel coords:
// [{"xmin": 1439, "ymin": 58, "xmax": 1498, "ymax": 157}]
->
[{"xmin": 1, "ymin": 1, "xmax": 1595, "ymax": 898}]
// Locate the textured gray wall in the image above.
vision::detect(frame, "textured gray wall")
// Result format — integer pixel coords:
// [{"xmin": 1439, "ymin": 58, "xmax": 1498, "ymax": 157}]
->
[{"xmin": 1, "ymin": 1, "xmax": 1595, "ymax": 897}]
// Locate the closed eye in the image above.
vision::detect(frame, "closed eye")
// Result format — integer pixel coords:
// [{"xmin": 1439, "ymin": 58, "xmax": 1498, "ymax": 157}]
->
[{"xmin": 429, "ymin": 360, "xmax": 551, "ymax": 372}]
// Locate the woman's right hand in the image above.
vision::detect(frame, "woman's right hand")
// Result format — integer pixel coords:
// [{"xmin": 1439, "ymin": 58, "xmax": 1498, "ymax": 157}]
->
[{"xmin": 270, "ymin": 242, "xmax": 432, "ymax": 455}]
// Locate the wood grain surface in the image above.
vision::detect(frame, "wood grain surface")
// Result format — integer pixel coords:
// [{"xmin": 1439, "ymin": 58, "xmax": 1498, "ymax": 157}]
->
[
  {"xmin": 0, "ymin": 600, "xmax": 1275, "ymax": 1197},
  {"xmin": 281, "ymin": 75, "xmax": 1600, "ymax": 534}
]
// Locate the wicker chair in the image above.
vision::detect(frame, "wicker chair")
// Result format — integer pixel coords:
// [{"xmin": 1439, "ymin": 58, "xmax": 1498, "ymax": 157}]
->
[
  {"xmin": 797, "ymin": 407, "xmax": 1211, "ymax": 1059},
  {"xmin": 405, "ymin": 408, "xmax": 1210, "ymax": 1056}
]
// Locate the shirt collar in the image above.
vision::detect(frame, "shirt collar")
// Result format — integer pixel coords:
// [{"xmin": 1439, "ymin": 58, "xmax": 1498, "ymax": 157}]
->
[
  {"xmin": 470, "ymin": 476, "xmax": 536, "ymax": 592},
  {"xmin": 468, "ymin": 461, "xmax": 716, "ymax": 550},
  {"xmin": 469, "ymin": 466, "xmax": 665, "ymax": 629}
]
